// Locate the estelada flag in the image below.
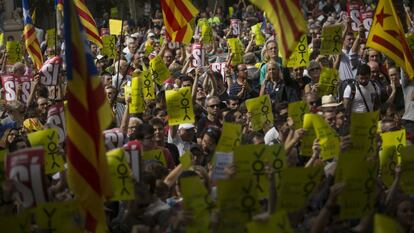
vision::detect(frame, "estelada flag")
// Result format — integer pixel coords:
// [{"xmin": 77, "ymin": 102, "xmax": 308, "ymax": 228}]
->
[
  {"xmin": 249, "ymin": 0, "xmax": 307, "ymax": 60},
  {"xmin": 366, "ymin": 0, "xmax": 414, "ymax": 79}
]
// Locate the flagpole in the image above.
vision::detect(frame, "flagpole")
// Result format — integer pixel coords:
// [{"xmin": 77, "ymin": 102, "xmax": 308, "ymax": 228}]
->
[
  {"xmin": 55, "ymin": 2, "xmax": 58, "ymax": 56},
  {"xmin": 111, "ymin": 6, "xmax": 124, "ymax": 107}
]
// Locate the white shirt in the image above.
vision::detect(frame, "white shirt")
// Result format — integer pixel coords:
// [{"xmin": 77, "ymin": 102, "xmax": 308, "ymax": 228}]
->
[
  {"xmin": 167, "ymin": 129, "xmax": 192, "ymax": 156},
  {"xmin": 339, "ymin": 49, "xmax": 358, "ymax": 81},
  {"xmin": 344, "ymin": 81, "xmax": 376, "ymax": 113}
]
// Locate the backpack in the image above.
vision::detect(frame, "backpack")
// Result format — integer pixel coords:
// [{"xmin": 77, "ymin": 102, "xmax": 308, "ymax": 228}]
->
[{"xmin": 337, "ymin": 79, "xmax": 356, "ymax": 102}]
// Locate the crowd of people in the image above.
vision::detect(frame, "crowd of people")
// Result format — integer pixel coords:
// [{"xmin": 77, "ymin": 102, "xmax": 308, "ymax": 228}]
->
[{"xmin": 1, "ymin": 0, "xmax": 414, "ymax": 232}]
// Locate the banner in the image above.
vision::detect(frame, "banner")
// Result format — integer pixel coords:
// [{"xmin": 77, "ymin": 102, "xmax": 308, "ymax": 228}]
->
[
  {"xmin": 149, "ymin": 55, "xmax": 171, "ymax": 85},
  {"xmin": 301, "ymin": 113, "xmax": 317, "ymax": 156},
  {"xmin": 374, "ymin": 213, "xmax": 405, "ymax": 233},
  {"xmin": 379, "ymin": 146, "xmax": 398, "ymax": 187},
  {"xmin": 129, "ymin": 76, "xmax": 145, "ymax": 114},
  {"xmin": 348, "ymin": 0, "xmax": 373, "ymax": 34},
  {"xmin": 1, "ymin": 75, "xmax": 17, "ymax": 101},
  {"xmin": 212, "ymin": 152, "xmax": 234, "ymax": 180},
  {"xmin": 217, "ymin": 178, "xmax": 259, "ymax": 233},
  {"xmin": 210, "ymin": 62, "xmax": 226, "ymax": 81},
  {"xmin": 230, "ymin": 19, "xmax": 241, "ymax": 36},
  {"xmin": 311, "ymin": 114, "xmax": 340, "ymax": 160},
  {"xmin": 46, "ymin": 102, "xmax": 66, "ymax": 144},
  {"xmin": 107, "ymin": 148, "xmax": 135, "ymax": 200},
  {"xmin": 46, "ymin": 28, "xmax": 56, "ymax": 49},
  {"xmin": 101, "ymin": 35, "xmax": 117, "ymax": 58},
  {"xmin": 140, "ymin": 69, "xmax": 155, "ymax": 100},
  {"xmin": 251, "ymin": 23, "xmax": 265, "ymax": 45},
  {"xmin": 191, "ymin": 43, "xmax": 204, "ymax": 67},
  {"xmin": 28, "ymin": 128, "xmax": 65, "ymax": 174},
  {"xmin": 123, "ymin": 141, "xmax": 142, "ymax": 181},
  {"xmin": 40, "ymin": 56, "xmax": 62, "ymax": 86},
  {"xmin": 103, "ymin": 129, "xmax": 128, "ymax": 150},
  {"xmin": 6, "ymin": 40, "xmax": 23, "ymax": 64},
  {"xmin": 17, "ymin": 75, "xmax": 32, "ymax": 104},
  {"xmin": 109, "ymin": 19, "xmax": 122, "ymax": 35},
  {"xmin": 277, "ymin": 166, "xmax": 322, "ymax": 212},
  {"xmin": 143, "ymin": 149, "xmax": 167, "ymax": 166},
  {"xmin": 35, "ymin": 201, "xmax": 83, "ymax": 233},
  {"xmin": 0, "ymin": 211, "xmax": 32, "ymax": 232},
  {"xmin": 201, "ymin": 23, "xmax": 213, "ymax": 44},
  {"xmin": 216, "ymin": 122, "xmax": 242, "ymax": 152},
  {"xmin": 381, "ymin": 129, "xmax": 406, "ymax": 157},
  {"xmin": 180, "ymin": 176, "xmax": 211, "ymax": 233},
  {"xmin": 165, "ymin": 87, "xmax": 195, "ymax": 125},
  {"xmin": 245, "ymin": 95, "xmax": 273, "ymax": 131},
  {"xmin": 318, "ymin": 68, "xmax": 339, "ymax": 97},
  {"xmin": 227, "ymin": 38, "xmax": 244, "ymax": 65},
  {"xmin": 286, "ymin": 35, "xmax": 309, "ymax": 68},
  {"xmin": 400, "ymin": 146, "xmax": 414, "ymax": 194},
  {"xmin": 5, "ymin": 147, "xmax": 47, "ymax": 208},
  {"xmin": 336, "ymin": 151, "xmax": 377, "ymax": 220},
  {"xmin": 350, "ymin": 111, "xmax": 379, "ymax": 157},
  {"xmin": 288, "ymin": 101, "xmax": 309, "ymax": 129},
  {"xmin": 320, "ymin": 25, "xmax": 343, "ymax": 55}
]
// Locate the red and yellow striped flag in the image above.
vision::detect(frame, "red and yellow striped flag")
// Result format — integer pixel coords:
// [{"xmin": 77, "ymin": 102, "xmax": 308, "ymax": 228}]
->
[
  {"xmin": 249, "ymin": 0, "xmax": 307, "ymax": 60},
  {"xmin": 22, "ymin": 0, "xmax": 43, "ymax": 70},
  {"xmin": 161, "ymin": 0, "xmax": 198, "ymax": 44},
  {"xmin": 63, "ymin": 0, "xmax": 113, "ymax": 232},
  {"xmin": 367, "ymin": 0, "xmax": 414, "ymax": 79},
  {"xmin": 74, "ymin": 0, "xmax": 103, "ymax": 48}
]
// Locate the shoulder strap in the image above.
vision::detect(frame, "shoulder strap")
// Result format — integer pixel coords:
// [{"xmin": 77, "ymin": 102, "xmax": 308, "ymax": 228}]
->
[{"xmin": 355, "ymin": 83, "xmax": 371, "ymax": 112}]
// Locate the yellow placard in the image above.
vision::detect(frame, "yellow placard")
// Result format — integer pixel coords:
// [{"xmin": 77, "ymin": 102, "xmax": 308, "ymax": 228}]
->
[
  {"xmin": 246, "ymin": 210, "xmax": 294, "ymax": 233},
  {"xmin": 379, "ymin": 146, "xmax": 398, "ymax": 187},
  {"xmin": 101, "ymin": 35, "xmax": 117, "ymax": 58},
  {"xmin": 320, "ymin": 25, "xmax": 343, "ymax": 55},
  {"xmin": 277, "ymin": 166, "xmax": 323, "ymax": 212},
  {"xmin": 288, "ymin": 101, "xmax": 309, "ymax": 129},
  {"xmin": 180, "ymin": 176, "xmax": 211, "ymax": 233},
  {"xmin": 301, "ymin": 114, "xmax": 316, "ymax": 156},
  {"xmin": 6, "ymin": 40, "xmax": 23, "ymax": 64},
  {"xmin": 311, "ymin": 114, "xmax": 340, "ymax": 160},
  {"xmin": 217, "ymin": 178, "xmax": 259, "ymax": 233},
  {"xmin": 381, "ymin": 129, "xmax": 406, "ymax": 157},
  {"xmin": 286, "ymin": 35, "xmax": 309, "ymax": 68},
  {"xmin": 0, "ymin": 33, "xmax": 3, "ymax": 46},
  {"xmin": 374, "ymin": 214, "xmax": 405, "ymax": 233},
  {"xmin": 165, "ymin": 87, "xmax": 195, "ymax": 126},
  {"xmin": 0, "ymin": 211, "xmax": 31, "ymax": 233},
  {"xmin": 109, "ymin": 19, "xmax": 123, "ymax": 35},
  {"xmin": 28, "ymin": 128, "xmax": 65, "ymax": 174},
  {"xmin": 35, "ymin": 201, "xmax": 83, "ymax": 233},
  {"xmin": 47, "ymin": 28, "xmax": 56, "ymax": 49},
  {"xmin": 149, "ymin": 55, "xmax": 171, "ymax": 85},
  {"xmin": 107, "ymin": 148, "xmax": 135, "ymax": 200},
  {"xmin": 110, "ymin": 7, "xmax": 118, "ymax": 18},
  {"xmin": 336, "ymin": 152, "xmax": 377, "ymax": 220},
  {"xmin": 350, "ymin": 111, "xmax": 379, "ymax": 157},
  {"xmin": 201, "ymin": 23, "xmax": 213, "ymax": 44},
  {"xmin": 179, "ymin": 151, "xmax": 192, "ymax": 170},
  {"xmin": 318, "ymin": 68, "xmax": 339, "ymax": 97},
  {"xmin": 216, "ymin": 122, "xmax": 242, "ymax": 152},
  {"xmin": 234, "ymin": 144, "xmax": 286, "ymax": 198},
  {"xmin": 129, "ymin": 76, "xmax": 144, "ymax": 114},
  {"xmin": 140, "ymin": 69, "xmax": 155, "ymax": 100},
  {"xmin": 400, "ymin": 146, "xmax": 414, "ymax": 194},
  {"xmin": 144, "ymin": 41, "xmax": 154, "ymax": 56},
  {"xmin": 143, "ymin": 149, "xmax": 167, "ymax": 166},
  {"xmin": 245, "ymin": 95, "xmax": 273, "ymax": 131},
  {"xmin": 229, "ymin": 7, "xmax": 234, "ymax": 17},
  {"xmin": 227, "ymin": 38, "xmax": 244, "ymax": 65},
  {"xmin": 251, "ymin": 23, "xmax": 265, "ymax": 45}
]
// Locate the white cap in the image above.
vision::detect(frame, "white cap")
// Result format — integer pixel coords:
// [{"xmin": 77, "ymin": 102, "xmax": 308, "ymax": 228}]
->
[
  {"xmin": 147, "ymin": 32, "xmax": 155, "ymax": 38},
  {"xmin": 178, "ymin": 123, "xmax": 195, "ymax": 130}
]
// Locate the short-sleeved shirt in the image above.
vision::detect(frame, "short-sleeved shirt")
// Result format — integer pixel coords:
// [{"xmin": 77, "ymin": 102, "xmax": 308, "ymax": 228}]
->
[{"xmin": 343, "ymin": 82, "xmax": 376, "ymax": 112}]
